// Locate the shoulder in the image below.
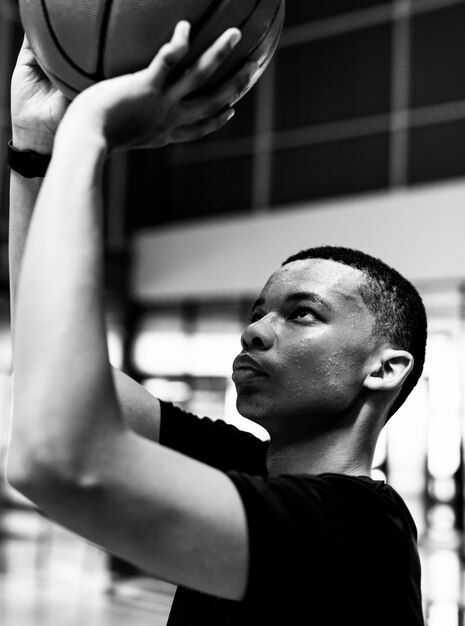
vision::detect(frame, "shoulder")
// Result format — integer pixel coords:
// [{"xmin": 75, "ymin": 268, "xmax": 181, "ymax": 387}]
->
[
  {"xmin": 228, "ymin": 472, "xmax": 418, "ymax": 542},
  {"xmin": 227, "ymin": 472, "xmax": 421, "ymax": 605},
  {"xmin": 207, "ymin": 472, "xmax": 424, "ymax": 626},
  {"xmin": 159, "ymin": 400, "xmax": 269, "ymax": 474}
]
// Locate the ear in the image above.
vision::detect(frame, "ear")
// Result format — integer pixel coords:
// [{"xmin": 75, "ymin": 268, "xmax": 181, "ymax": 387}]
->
[{"xmin": 363, "ymin": 348, "xmax": 414, "ymax": 392}]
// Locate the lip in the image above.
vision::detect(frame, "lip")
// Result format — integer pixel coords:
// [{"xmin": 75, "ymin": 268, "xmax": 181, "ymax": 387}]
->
[
  {"xmin": 232, "ymin": 368, "xmax": 267, "ymax": 384},
  {"xmin": 232, "ymin": 354, "xmax": 268, "ymax": 381}
]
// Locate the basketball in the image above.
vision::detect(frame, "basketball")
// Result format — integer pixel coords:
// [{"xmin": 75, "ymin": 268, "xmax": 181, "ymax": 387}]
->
[{"xmin": 18, "ymin": 0, "xmax": 286, "ymax": 101}]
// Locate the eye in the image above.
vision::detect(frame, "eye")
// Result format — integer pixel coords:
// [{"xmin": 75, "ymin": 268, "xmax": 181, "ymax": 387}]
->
[
  {"xmin": 248, "ymin": 310, "xmax": 263, "ymax": 324},
  {"xmin": 289, "ymin": 306, "xmax": 316, "ymax": 321}
]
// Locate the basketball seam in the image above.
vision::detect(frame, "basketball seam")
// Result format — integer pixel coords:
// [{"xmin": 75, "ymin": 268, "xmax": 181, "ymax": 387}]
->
[
  {"xmin": 242, "ymin": 0, "xmax": 283, "ymax": 61},
  {"xmin": 96, "ymin": 0, "xmax": 114, "ymax": 79},
  {"xmin": 45, "ymin": 66, "xmax": 80, "ymax": 98},
  {"xmin": 190, "ymin": 0, "xmax": 227, "ymax": 38},
  {"xmin": 40, "ymin": 0, "xmax": 97, "ymax": 79},
  {"xmin": 168, "ymin": 0, "xmax": 267, "ymax": 84},
  {"xmin": 202, "ymin": 0, "xmax": 283, "ymax": 90},
  {"xmin": 236, "ymin": 0, "xmax": 261, "ymax": 31}
]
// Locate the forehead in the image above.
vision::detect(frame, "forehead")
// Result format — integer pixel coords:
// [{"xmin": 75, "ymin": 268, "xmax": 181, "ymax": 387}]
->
[{"xmin": 260, "ymin": 258, "xmax": 369, "ymax": 312}]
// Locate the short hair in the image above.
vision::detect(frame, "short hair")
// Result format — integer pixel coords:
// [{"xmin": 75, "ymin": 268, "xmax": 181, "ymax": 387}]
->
[{"xmin": 282, "ymin": 246, "xmax": 427, "ymax": 420}]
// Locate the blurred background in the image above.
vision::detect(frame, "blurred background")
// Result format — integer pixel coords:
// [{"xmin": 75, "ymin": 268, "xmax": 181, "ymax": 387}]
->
[{"xmin": 1, "ymin": 0, "xmax": 465, "ymax": 624}]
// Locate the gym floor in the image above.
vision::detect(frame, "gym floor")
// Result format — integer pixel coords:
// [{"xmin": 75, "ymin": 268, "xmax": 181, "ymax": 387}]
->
[{"xmin": 0, "ymin": 505, "xmax": 176, "ymax": 626}]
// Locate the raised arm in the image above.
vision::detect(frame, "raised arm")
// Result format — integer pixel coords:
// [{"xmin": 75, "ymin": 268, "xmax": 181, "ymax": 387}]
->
[
  {"xmin": 7, "ymin": 23, "xmax": 253, "ymax": 600},
  {"xmin": 8, "ymin": 38, "xmax": 163, "ymax": 441}
]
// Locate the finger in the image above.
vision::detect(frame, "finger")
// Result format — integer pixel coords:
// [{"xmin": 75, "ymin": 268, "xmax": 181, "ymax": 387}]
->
[
  {"xmin": 178, "ymin": 61, "xmax": 258, "ymax": 125},
  {"xmin": 171, "ymin": 108, "xmax": 235, "ymax": 143},
  {"xmin": 171, "ymin": 28, "xmax": 242, "ymax": 100},
  {"xmin": 17, "ymin": 36, "xmax": 50, "ymax": 80},
  {"xmin": 148, "ymin": 21, "xmax": 191, "ymax": 89},
  {"xmin": 18, "ymin": 35, "xmax": 38, "ymax": 66}
]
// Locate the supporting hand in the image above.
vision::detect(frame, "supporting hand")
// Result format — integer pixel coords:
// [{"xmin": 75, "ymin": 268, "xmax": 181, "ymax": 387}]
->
[{"xmin": 10, "ymin": 37, "xmax": 70, "ymax": 153}]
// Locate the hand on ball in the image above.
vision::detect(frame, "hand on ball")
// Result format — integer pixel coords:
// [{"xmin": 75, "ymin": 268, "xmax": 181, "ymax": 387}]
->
[
  {"xmin": 65, "ymin": 21, "xmax": 258, "ymax": 152},
  {"xmin": 11, "ymin": 37, "xmax": 70, "ymax": 154}
]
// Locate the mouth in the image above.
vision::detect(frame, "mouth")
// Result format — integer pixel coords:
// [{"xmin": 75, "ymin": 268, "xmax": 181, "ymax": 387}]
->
[{"xmin": 232, "ymin": 354, "xmax": 268, "ymax": 383}]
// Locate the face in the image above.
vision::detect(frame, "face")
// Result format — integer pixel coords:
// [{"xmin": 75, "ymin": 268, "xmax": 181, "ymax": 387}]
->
[{"xmin": 232, "ymin": 259, "xmax": 379, "ymax": 433}]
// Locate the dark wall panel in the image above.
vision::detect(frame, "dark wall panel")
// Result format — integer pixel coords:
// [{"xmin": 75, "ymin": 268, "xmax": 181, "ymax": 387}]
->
[
  {"xmin": 284, "ymin": 0, "xmax": 391, "ymax": 26},
  {"xmin": 408, "ymin": 120, "xmax": 465, "ymax": 185},
  {"xmin": 271, "ymin": 133, "xmax": 390, "ymax": 206},
  {"xmin": 169, "ymin": 157, "xmax": 253, "ymax": 221},
  {"xmin": 127, "ymin": 151, "xmax": 253, "ymax": 228},
  {"xmin": 274, "ymin": 25, "xmax": 392, "ymax": 129},
  {"xmin": 410, "ymin": 5, "xmax": 465, "ymax": 108}
]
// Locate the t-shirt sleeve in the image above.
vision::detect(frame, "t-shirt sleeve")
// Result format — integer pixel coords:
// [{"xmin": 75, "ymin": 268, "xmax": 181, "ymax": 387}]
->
[{"xmin": 159, "ymin": 400, "xmax": 268, "ymax": 475}]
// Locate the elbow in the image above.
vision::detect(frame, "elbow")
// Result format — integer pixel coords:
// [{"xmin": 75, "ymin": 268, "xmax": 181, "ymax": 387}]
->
[
  {"xmin": 7, "ymin": 420, "xmax": 78, "ymax": 503},
  {"xmin": 6, "ymin": 469, "xmax": 38, "ymax": 504},
  {"xmin": 7, "ymin": 420, "xmax": 111, "ymax": 508},
  {"xmin": 9, "ymin": 403, "xmax": 82, "ymax": 488},
  {"xmin": 6, "ymin": 444, "xmax": 98, "ymax": 512},
  {"xmin": 6, "ymin": 441, "xmax": 54, "ymax": 503}
]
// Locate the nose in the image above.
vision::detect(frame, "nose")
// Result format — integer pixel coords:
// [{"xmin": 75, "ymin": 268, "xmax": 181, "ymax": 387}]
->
[{"xmin": 240, "ymin": 315, "xmax": 274, "ymax": 350}]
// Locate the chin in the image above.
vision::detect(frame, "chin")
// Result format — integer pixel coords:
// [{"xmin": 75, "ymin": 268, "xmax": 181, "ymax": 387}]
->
[{"xmin": 236, "ymin": 391, "xmax": 273, "ymax": 424}]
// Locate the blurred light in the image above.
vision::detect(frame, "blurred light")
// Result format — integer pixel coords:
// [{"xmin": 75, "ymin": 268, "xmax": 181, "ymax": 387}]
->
[
  {"xmin": 425, "ymin": 333, "xmax": 461, "ymax": 480},
  {"xmin": 372, "ymin": 427, "xmax": 387, "ymax": 469},
  {"xmin": 386, "ymin": 378, "xmax": 428, "ymax": 495},
  {"xmin": 423, "ymin": 549, "xmax": 462, "ymax": 605},
  {"xmin": 143, "ymin": 378, "xmax": 192, "ymax": 403},
  {"xmin": 428, "ymin": 504, "xmax": 456, "ymax": 534},
  {"xmin": 384, "ymin": 378, "xmax": 430, "ymax": 537},
  {"xmin": 133, "ymin": 331, "xmax": 190, "ymax": 375},
  {"xmin": 132, "ymin": 331, "xmax": 241, "ymax": 377},
  {"xmin": 428, "ymin": 477, "xmax": 456, "ymax": 504},
  {"xmin": 427, "ymin": 603, "xmax": 460, "ymax": 626},
  {"xmin": 371, "ymin": 468, "xmax": 387, "ymax": 482},
  {"xmin": 189, "ymin": 333, "xmax": 240, "ymax": 377},
  {"xmin": 427, "ymin": 417, "xmax": 461, "ymax": 479},
  {"xmin": 107, "ymin": 328, "xmax": 124, "ymax": 369}
]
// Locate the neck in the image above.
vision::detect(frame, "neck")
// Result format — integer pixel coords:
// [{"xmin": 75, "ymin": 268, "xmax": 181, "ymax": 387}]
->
[{"xmin": 265, "ymin": 418, "xmax": 379, "ymax": 478}]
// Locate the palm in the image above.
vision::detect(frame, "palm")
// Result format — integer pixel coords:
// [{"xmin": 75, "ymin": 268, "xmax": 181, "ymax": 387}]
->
[{"xmin": 11, "ymin": 39, "xmax": 69, "ymax": 146}]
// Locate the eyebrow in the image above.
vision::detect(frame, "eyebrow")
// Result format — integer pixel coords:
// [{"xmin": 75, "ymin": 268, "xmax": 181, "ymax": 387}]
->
[{"xmin": 252, "ymin": 291, "xmax": 335, "ymax": 313}]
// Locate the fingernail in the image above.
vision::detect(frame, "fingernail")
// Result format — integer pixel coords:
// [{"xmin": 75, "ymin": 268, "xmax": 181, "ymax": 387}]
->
[
  {"xmin": 227, "ymin": 108, "xmax": 235, "ymax": 121},
  {"xmin": 177, "ymin": 21, "xmax": 190, "ymax": 37},
  {"xmin": 229, "ymin": 30, "xmax": 242, "ymax": 48},
  {"xmin": 248, "ymin": 61, "xmax": 259, "ymax": 75}
]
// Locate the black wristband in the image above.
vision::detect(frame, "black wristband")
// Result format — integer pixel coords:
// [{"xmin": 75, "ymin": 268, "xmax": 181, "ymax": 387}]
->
[{"xmin": 7, "ymin": 140, "xmax": 51, "ymax": 178}]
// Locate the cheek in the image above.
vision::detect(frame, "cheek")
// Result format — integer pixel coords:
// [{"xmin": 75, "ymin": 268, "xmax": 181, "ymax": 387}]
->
[{"xmin": 283, "ymin": 340, "xmax": 367, "ymax": 398}]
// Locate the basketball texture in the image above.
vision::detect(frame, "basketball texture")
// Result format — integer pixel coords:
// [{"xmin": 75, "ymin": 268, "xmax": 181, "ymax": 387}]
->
[{"xmin": 19, "ymin": 0, "xmax": 286, "ymax": 101}]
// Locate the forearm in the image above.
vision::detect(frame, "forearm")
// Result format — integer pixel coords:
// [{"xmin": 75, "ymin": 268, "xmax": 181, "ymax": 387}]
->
[
  {"xmin": 8, "ymin": 144, "xmax": 161, "ymax": 442},
  {"xmin": 9, "ymin": 172, "xmax": 42, "ymax": 323},
  {"xmin": 11, "ymin": 108, "xmax": 121, "ymax": 479},
  {"xmin": 8, "ymin": 128, "xmax": 51, "ymax": 323}
]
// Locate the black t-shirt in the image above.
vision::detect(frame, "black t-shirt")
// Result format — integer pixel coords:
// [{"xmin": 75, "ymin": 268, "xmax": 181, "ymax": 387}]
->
[{"xmin": 160, "ymin": 401, "xmax": 425, "ymax": 626}]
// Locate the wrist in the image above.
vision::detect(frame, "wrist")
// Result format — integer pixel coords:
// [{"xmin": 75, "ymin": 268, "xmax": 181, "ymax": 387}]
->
[
  {"xmin": 68, "ymin": 87, "xmax": 127, "ymax": 153},
  {"xmin": 11, "ymin": 127, "xmax": 54, "ymax": 155},
  {"xmin": 53, "ymin": 107, "xmax": 108, "ymax": 164},
  {"xmin": 7, "ymin": 140, "xmax": 52, "ymax": 179}
]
